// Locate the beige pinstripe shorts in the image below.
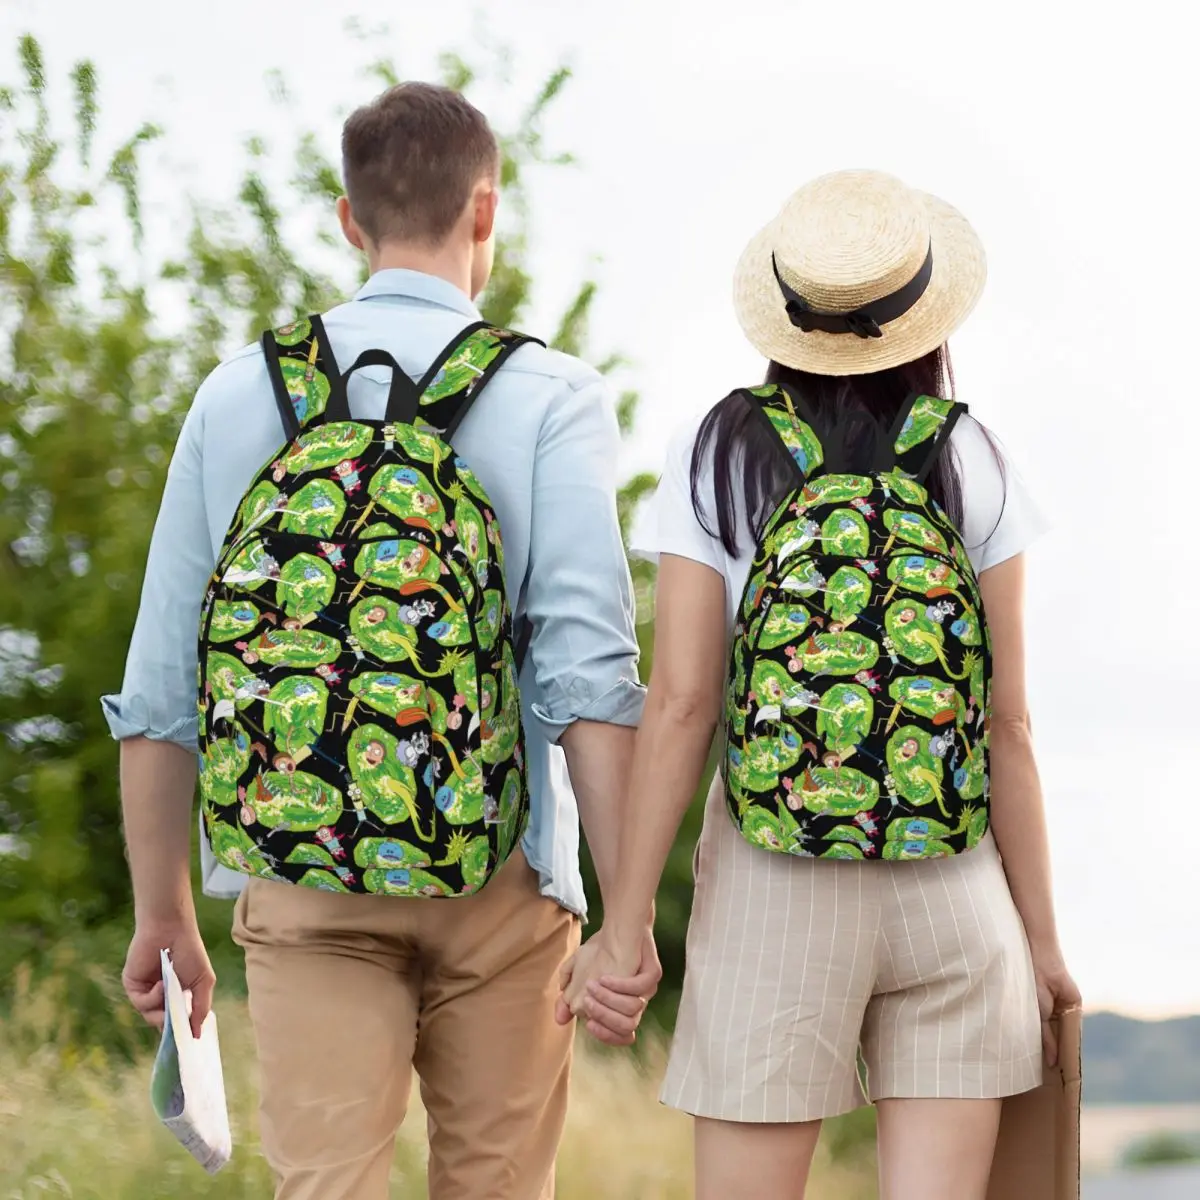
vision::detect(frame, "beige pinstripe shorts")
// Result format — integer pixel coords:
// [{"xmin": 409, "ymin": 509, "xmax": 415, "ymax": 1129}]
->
[{"xmin": 661, "ymin": 778, "xmax": 1043, "ymax": 1123}]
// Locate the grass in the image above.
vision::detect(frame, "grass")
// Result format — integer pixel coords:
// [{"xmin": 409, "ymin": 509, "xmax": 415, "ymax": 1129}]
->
[{"xmin": 0, "ymin": 963, "xmax": 879, "ymax": 1199}]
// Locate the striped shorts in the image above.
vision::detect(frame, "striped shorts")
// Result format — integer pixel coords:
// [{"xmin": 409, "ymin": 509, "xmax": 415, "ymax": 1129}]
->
[{"xmin": 661, "ymin": 777, "xmax": 1043, "ymax": 1123}]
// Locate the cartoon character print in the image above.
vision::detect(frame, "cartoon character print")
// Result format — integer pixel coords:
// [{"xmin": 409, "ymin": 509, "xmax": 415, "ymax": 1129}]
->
[
  {"xmin": 198, "ymin": 323, "xmax": 532, "ymax": 896},
  {"xmin": 318, "ymin": 542, "xmax": 347, "ymax": 569},
  {"xmin": 333, "ymin": 458, "xmax": 364, "ymax": 494},
  {"xmin": 279, "ymin": 337, "xmax": 330, "ymax": 427},
  {"xmin": 724, "ymin": 390, "xmax": 989, "ymax": 861}
]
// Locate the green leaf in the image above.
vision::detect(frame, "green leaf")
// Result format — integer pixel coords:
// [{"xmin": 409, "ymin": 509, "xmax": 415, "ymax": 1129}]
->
[
  {"xmin": 69, "ymin": 61, "xmax": 97, "ymax": 165},
  {"xmin": 524, "ymin": 66, "xmax": 572, "ymax": 129},
  {"xmin": 105, "ymin": 123, "xmax": 162, "ymax": 246},
  {"xmin": 617, "ymin": 471, "xmax": 658, "ymax": 540},
  {"xmin": 550, "ymin": 280, "xmax": 596, "ymax": 356},
  {"xmin": 596, "ymin": 352, "xmax": 628, "ymax": 375},
  {"xmin": 366, "ymin": 59, "xmax": 400, "ymax": 89},
  {"xmin": 437, "ymin": 52, "xmax": 474, "ymax": 92},
  {"xmin": 264, "ymin": 68, "xmax": 289, "ymax": 105},
  {"xmin": 292, "ymin": 133, "xmax": 342, "ymax": 203},
  {"xmin": 19, "ymin": 34, "xmax": 46, "ymax": 100},
  {"xmin": 616, "ymin": 390, "xmax": 640, "ymax": 435}
]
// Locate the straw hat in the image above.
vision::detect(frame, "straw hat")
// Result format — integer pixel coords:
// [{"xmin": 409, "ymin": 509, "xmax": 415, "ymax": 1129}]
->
[{"xmin": 732, "ymin": 170, "xmax": 986, "ymax": 376}]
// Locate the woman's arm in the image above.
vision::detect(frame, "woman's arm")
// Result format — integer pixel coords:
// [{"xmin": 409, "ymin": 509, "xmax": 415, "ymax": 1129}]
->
[
  {"xmin": 981, "ymin": 554, "xmax": 1057, "ymax": 944},
  {"xmin": 561, "ymin": 553, "xmax": 727, "ymax": 1012},
  {"xmin": 980, "ymin": 553, "xmax": 1081, "ymax": 1060}
]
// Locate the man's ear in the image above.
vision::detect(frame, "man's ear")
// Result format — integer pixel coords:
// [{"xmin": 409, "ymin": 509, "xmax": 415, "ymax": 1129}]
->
[
  {"xmin": 337, "ymin": 196, "xmax": 366, "ymax": 251},
  {"xmin": 473, "ymin": 181, "xmax": 498, "ymax": 245}
]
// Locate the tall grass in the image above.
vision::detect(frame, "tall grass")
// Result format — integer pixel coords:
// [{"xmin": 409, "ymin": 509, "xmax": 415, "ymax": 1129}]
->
[{"xmin": 0, "ymin": 966, "xmax": 877, "ymax": 1198}]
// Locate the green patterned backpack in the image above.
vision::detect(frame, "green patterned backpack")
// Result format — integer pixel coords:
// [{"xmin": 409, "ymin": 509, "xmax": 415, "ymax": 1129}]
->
[
  {"xmin": 197, "ymin": 316, "xmax": 541, "ymax": 897},
  {"xmin": 724, "ymin": 383, "xmax": 992, "ymax": 861}
]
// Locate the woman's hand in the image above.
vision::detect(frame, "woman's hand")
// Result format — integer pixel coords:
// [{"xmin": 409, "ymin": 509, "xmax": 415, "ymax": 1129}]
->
[
  {"xmin": 1031, "ymin": 945, "xmax": 1081, "ymax": 1066},
  {"xmin": 556, "ymin": 926, "xmax": 659, "ymax": 1046}
]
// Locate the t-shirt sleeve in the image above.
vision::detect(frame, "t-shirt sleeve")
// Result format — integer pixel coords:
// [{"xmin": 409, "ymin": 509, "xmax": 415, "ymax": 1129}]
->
[
  {"xmin": 630, "ymin": 418, "xmax": 724, "ymax": 573},
  {"xmin": 954, "ymin": 414, "xmax": 1050, "ymax": 573}
]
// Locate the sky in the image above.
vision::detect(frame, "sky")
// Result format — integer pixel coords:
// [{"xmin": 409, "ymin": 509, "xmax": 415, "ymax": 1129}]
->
[{"xmin": 2, "ymin": 0, "xmax": 1196, "ymax": 1017}]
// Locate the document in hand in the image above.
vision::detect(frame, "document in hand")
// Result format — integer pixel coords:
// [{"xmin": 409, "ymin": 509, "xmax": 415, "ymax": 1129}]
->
[
  {"xmin": 987, "ymin": 1007, "xmax": 1083, "ymax": 1200},
  {"xmin": 149, "ymin": 948, "xmax": 232, "ymax": 1174}
]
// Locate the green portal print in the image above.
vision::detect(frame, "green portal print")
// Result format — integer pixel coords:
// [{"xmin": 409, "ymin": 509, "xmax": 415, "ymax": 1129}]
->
[
  {"xmin": 748, "ymin": 385, "xmax": 824, "ymax": 477},
  {"xmin": 279, "ymin": 479, "xmax": 345, "ymax": 538},
  {"xmin": 724, "ymin": 385, "xmax": 988, "ymax": 861},
  {"xmin": 894, "ymin": 396, "xmax": 956, "ymax": 456},
  {"xmin": 198, "ymin": 320, "xmax": 538, "ymax": 896},
  {"xmin": 822, "ymin": 509, "xmax": 870, "ymax": 557},
  {"xmin": 421, "ymin": 329, "xmax": 509, "ymax": 403},
  {"xmin": 825, "ymin": 566, "xmax": 872, "ymax": 624},
  {"xmin": 279, "ymin": 352, "xmax": 330, "ymax": 429}
]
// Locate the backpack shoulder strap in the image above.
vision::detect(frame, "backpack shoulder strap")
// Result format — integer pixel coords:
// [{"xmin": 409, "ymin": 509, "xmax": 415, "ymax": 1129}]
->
[
  {"xmin": 739, "ymin": 382, "xmax": 826, "ymax": 485},
  {"xmin": 883, "ymin": 394, "xmax": 968, "ymax": 483},
  {"xmin": 408, "ymin": 322, "xmax": 544, "ymax": 438},
  {"xmin": 261, "ymin": 314, "xmax": 349, "ymax": 442}
]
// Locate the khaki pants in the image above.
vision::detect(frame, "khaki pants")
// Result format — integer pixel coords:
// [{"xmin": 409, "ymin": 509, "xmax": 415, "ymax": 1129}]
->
[{"xmin": 233, "ymin": 849, "xmax": 581, "ymax": 1200}]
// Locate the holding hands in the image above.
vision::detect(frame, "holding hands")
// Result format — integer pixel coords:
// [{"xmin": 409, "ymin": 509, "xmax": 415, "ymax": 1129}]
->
[{"xmin": 556, "ymin": 925, "xmax": 661, "ymax": 1046}]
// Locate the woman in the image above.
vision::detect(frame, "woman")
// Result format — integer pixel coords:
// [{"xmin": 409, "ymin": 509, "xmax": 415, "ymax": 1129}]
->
[{"xmin": 561, "ymin": 170, "xmax": 1080, "ymax": 1200}]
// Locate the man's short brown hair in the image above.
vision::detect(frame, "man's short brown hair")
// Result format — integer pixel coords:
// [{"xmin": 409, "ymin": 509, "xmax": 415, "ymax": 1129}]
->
[{"xmin": 341, "ymin": 82, "xmax": 499, "ymax": 246}]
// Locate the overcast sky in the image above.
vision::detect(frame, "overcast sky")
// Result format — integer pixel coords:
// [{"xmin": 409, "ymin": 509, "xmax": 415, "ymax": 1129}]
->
[{"xmin": 2, "ymin": 0, "xmax": 1195, "ymax": 1017}]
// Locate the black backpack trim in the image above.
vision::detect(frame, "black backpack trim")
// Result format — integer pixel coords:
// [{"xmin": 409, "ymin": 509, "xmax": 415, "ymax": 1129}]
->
[
  {"xmin": 886, "ymin": 393, "xmax": 969, "ymax": 482},
  {"xmin": 262, "ymin": 316, "xmax": 545, "ymax": 441}
]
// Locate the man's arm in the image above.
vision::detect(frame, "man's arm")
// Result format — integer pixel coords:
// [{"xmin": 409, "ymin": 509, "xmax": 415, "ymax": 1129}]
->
[
  {"xmin": 103, "ymin": 397, "xmax": 219, "ymax": 1038},
  {"xmin": 558, "ymin": 720, "xmax": 634, "ymax": 905},
  {"xmin": 522, "ymin": 370, "xmax": 646, "ymax": 909},
  {"xmin": 119, "ymin": 739, "xmax": 212, "ymax": 1037},
  {"xmin": 521, "ymin": 370, "xmax": 659, "ymax": 1041}
]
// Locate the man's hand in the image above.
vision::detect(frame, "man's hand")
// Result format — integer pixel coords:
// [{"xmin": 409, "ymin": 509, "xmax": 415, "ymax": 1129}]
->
[
  {"xmin": 555, "ymin": 926, "xmax": 660, "ymax": 1047},
  {"xmin": 123, "ymin": 921, "xmax": 215, "ymax": 1040}
]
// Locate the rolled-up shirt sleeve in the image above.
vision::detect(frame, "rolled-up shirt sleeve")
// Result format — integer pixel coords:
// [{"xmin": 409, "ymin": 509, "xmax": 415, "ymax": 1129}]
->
[
  {"xmin": 101, "ymin": 393, "xmax": 216, "ymax": 753},
  {"xmin": 523, "ymin": 374, "xmax": 646, "ymax": 742}
]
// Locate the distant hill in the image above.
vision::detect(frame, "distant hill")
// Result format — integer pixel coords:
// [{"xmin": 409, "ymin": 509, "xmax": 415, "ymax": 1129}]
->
[{"xmin": 1086, "ymin": 1013, "xmax": 1200, "ymax": 1104}]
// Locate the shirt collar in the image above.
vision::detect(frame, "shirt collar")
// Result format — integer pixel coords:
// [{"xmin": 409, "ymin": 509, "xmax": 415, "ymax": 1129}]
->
[{"xmin": 353, "ymin": 268, "xmax": 482, "ymax": 320}]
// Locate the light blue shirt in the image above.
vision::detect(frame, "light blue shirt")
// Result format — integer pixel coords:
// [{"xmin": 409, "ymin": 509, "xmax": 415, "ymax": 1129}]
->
[{"xmin": 102, "ymin": 269, "xmax": 645, "ymax": 918}]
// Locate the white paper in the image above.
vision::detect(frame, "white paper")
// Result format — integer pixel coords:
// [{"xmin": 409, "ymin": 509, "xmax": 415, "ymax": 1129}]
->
[{"xmin": 149, "ymin": 948, "xmax": 232, "ymax": 1174}]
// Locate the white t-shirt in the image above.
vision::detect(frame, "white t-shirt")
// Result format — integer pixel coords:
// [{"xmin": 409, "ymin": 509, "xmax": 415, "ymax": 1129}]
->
[{"xmin": 633, "ymin": 408, "xmax": 1048, "ymax": 629}]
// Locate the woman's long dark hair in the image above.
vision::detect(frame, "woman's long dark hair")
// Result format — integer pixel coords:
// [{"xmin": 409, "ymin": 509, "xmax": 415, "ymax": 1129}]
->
[{"xmin": 691, "ymin": 345, "xmax": 1003, "ymax": 556}]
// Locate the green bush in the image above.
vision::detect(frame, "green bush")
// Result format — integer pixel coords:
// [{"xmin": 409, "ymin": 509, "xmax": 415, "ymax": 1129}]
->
[{"xmin": 1122, "ymin": 1131, "xmax": 1200, "ymax": 1169}]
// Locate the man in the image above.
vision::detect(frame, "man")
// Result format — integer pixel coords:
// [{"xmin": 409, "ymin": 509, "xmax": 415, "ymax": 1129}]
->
[{"xmin": 104, "ymin": 82, "xmax": 659, "ymax": 1200}]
